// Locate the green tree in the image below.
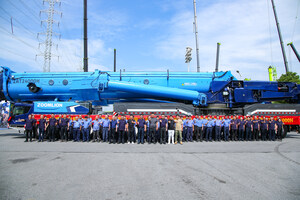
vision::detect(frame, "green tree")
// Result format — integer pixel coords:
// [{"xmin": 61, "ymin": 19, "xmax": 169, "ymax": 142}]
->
[{"xmin": 277, "ymin": 72, "xmax": 300, "ymax": 84}]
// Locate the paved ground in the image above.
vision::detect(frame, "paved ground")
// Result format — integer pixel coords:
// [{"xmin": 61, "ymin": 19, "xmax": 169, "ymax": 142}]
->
[{"xmin": 0, "ymin": 129, "xmax": 299, "ymax": 200}]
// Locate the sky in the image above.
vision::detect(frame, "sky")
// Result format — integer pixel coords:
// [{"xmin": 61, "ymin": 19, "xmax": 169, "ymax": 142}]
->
[{"xmin": 0, "ymin": 0, "xmax": 299, "ymax": 81}]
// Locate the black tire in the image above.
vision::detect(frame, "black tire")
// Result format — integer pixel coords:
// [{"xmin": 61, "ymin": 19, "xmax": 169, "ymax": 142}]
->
[{"xmin": 282, "ymin": 126, "xmax": 288, "ymax": 138}]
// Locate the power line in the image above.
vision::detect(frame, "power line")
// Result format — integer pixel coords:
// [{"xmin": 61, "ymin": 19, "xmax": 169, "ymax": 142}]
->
[
  {"xmin": 0, "ymin": 7, "xmax": 38, "ymax": 38},
  {"xmin": 291, "ymin": 0, "xmax": 300, "ymax": 42},
  {"xmin": 0, "ymin": 26, "xmax": 42, "ymax": 52},
  {"xmin": 7, "ymin": 0, "xmax": 41, "ymax": 25}
]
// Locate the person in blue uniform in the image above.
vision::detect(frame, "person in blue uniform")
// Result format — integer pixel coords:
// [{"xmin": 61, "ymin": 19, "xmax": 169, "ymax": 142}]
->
[
  {"xmin": 137, "ymin": 115, "xmax": 146, "ymax": 144},
  {"xmin": 269, "ymin": 117, "xmax": 276, "ymax": 141},
  {"xmin": 92, "ymin": 116, "xmax": 101, "ymax": 142},
  {"xmin": 102, "ymin": 115, "xmax": 110, "ymax": 142},
  {"xmin": 110, "ymin": 115, "xmax": 118, "ymax": 143},
  {"xmin": 25, "ymin": 115, "xmax": 34, "ymax": 142},
  {"xmin": 238, "ymin": 116, "xmax": 245, "ymax": 141},
  {"xmin": 118, "ymin": 115, "xmax": 127, "ymax": 144},
  {"xmin": 197, "ymin": 116, "xmax": 204, "ymax": 142},
  {"xmin": 276, "ymin": 118, "xmax": 284, "ymax": 141},
  {"xmin": 38, "ymin": 115, "xmax": 46, "ymax": 142},
  {"xmin": 159, "ymin": 115, "xmax": 168, "ymax": 144},
  {"xmin": 146, "ymin": 116, "xmax": 151, "ymax": 143},
  {"xmin": 260, "ymin": 117, "xmax": 268, "ymax": 141},
  {"xmin": 48, "ymin": 114, "xmax": 57, "ymax": 142},
  {"xmin": 205, "ymin": 117, "xmax": 212, "ymax": 142},
  {"xmin": 186, "ymin": 116, "xmax": 194, "ymax": 142},
  {"xmin": 245, "ymin": 116, "xmax": 253, "ymax": 141},
  {"xmin": 202, "ymin": 116, "xmax": 208, "ymax": 141},
  {"xmin": 72, "ymin": 116, "xmax": 82, "ymax": 142},
  {"xmin": 182, "ymin": 117, "xmax": 187, "ymax": 142},
  {"xmin": 223, "ymin": 116, "xmax": 231, "ymax": 141},
  {"xmin": 81, "ymin": 116, "xmax": 91, "ymax": 142},
  {"xmin": 215, "ymin": 116, "xmax": 222, "ymax": 141}
]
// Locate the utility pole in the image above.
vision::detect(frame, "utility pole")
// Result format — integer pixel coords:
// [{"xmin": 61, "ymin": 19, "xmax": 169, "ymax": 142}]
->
[
  {"xmin": 185, "ymin": 47, "xmax": 193, "ymax": 72},
  {"xmin": 37, "ymin": 0, "xmax": 61, "ymax": 72},
  {"xmin": 270, "ymin": 0, "xmax": 289, "ymax": 73},
  {"xmin": 215, "ymin": 43, "xmax": 221, "ymax": 72},
  {"xmin": 114, "ymin": 49, "xmax": 117, "ymax": 72},
  {"xmin": 83, "ymin": 0, "xmax": 88, "ymax": 72},
  {"xmin": 193, "ymin": 0, "xmax": 200, "ymax": 72}
]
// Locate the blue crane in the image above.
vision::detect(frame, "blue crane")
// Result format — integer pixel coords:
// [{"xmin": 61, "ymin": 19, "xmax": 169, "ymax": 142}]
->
[{"xmin": 1, "ymin": 66, "xmax": 299, "ymax": 108}]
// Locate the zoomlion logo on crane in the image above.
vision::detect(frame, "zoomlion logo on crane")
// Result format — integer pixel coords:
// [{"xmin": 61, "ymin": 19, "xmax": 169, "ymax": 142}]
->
[{"xmin": 36, "ymin": 103, "xmax": 63, "ymax": 108}]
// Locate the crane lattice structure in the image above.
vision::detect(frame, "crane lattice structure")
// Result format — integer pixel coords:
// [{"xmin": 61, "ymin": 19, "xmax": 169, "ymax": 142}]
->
[{"xmin": 37, "ymin": 0, "xmax": 62, "ymax": 72}]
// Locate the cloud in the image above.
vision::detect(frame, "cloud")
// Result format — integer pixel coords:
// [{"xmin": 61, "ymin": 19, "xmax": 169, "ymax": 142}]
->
[{"xmin": 154, "ymin": 0, "xmax": 300, "ymax": 80}]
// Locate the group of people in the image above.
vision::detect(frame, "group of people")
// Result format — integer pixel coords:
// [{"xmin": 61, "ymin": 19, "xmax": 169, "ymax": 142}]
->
[{"xmin": 24, "ymin": 113, "xmax": 285, "ymax": 144}]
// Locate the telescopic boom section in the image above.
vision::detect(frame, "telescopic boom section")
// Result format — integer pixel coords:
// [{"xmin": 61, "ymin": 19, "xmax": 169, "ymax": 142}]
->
[
  {"xmin": 108, "ymin": 81, "xmax": 207, "ymax": 106},
  {"xmin": 287, "ymin": 42, "xmax": 300, "ymax": 63}
]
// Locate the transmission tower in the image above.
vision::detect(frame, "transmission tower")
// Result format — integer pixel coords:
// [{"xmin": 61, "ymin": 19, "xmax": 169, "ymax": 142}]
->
[{"xmin": 37, "ymin": 0, "xmax": 62, "ymax": 72}]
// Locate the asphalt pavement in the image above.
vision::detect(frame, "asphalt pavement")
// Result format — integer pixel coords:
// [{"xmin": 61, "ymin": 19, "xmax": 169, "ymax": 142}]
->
[{"xmin": 0, "ymin": 128, "xmax": 299, "ymax": 200}]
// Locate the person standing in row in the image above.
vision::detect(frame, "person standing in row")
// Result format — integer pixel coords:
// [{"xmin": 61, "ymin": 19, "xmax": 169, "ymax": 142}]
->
[
  {"xmin": 276, "ymin": 118, "xmax": 284, "ymax": 141},
  {"xmin": 137, "ymin": 115, "xmax": 146, "ymax": 144},
  {"xmin": 168, "ymin": 116, "xmax": 175, "ymax": 144},
  {"xmin": 159, "ymin": 115, "xmax": 168, "ymax": 144},
  {"xmin": 269, "ymin": 117, "xmax": 276, "ymax": 141},
  {"xmin": 102, "ymin": 115, "xmax": 110, "ymax": 143},
  {"xmin": 110, "ymin": 116, "xmax": 118, "ymax": 144},
  {"xmin": 60, "ymin": 114, "xmax": 69, "ymax": 142},
  {"xmin": 182, "ymin": 117, "xmax": 187, "ymax": 142},
  {"xmin": 223, "ymin": 116, "xmax": 231, "ymax": 141},
  {"xmin": 72, "ymin": 116, "xmax": 81, "ymax": 142},
  {"xmin": 174, "ymin": 115, "xmax": 183, "ymax": 144},
  {"xmin": 149, "ymin": 114, "xmax": 158, "ymax": 144},
  {"xmin": 92, "ymin": 116, "xmax": 101, "ymax": 142},
  {"xmin": 260, "ymin": 117, "xmax": 268, "ymax": 141},
  {"xmin": 252, "ymin": 116, "xmax": 260, "ymax": 141},
  {"xmin": 215, "ymin": 116, "xmax": 222, "ymax": 141},
  {"xmin": 81, "ymin": 116, "xmax": 91, "ymax": 142},
  {"xmin": 238, "ymin": 117, "xmax": 245, "ymax": 141},
  {"xmin": 127, "ymin": 115, "xmax": 136, "ymax": 144},
  {"xmin": 186, "ymin": 116, "xmax": 194, "ymax": 142},
  {"xmin": 31, "ymin": 114, "xmax": 37, "ymax": 140},
  {"xmin": 231, "ymin": 116, "xmax": 238, "ymax": 141},
  {"xmin": 156, "ymin": 116, "xmax": 161, "ymax": 143},
  {"xmin": 206, "ymin": 117, "xmax": 214, "ymax": 142},
  {"xmin": 68, "ymin": 118, "xmax": 73, "ymax": 141},
  {"xmin": 48, "ymin": 114, "xmax": 57, "ymax": 142},
  {"xmin": 25, "ymin": 115, "xmax": 33, "ymax": 142},
  {"xmin": 146, "ymin": 116, "xmax": 151, "ymax": 143},
  {"xmin": 38, "ymin": 115, "xmax": 47, "ymax": 142},
  {"xmin": 118, "ymin": 115, "xmax": 127, "ymax": 144},
  {"xmin": 193, "ymin": 116, "xmax": 200, "ymax": 142},
  {"xmin": 245, "ymin": 117, "xmax": 253, "ymax": 141}
]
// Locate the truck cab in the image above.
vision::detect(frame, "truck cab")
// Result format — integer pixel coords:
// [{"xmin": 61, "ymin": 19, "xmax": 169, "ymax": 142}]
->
[{"xmin": 9, "ymin": 102, "xmax": 33, "ymax": 127}]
